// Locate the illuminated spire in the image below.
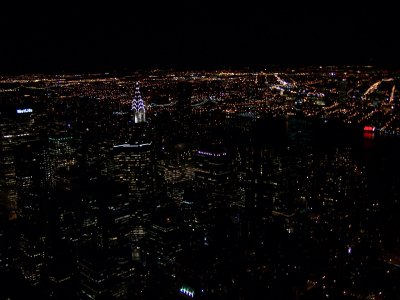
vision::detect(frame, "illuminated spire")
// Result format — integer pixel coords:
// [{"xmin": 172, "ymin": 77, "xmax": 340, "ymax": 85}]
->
[{"xmin": 131, "ymin": 82, "xmax": 146, "ymax": 123}]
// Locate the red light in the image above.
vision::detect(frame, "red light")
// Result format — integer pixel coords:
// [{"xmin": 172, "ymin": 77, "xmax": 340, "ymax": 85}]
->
[
  {"xmin": 364, "ymin": 126, "xmax": 375, "ymax": 132},
  {"xmin": 364, "ymin": 132, "xmax": 374, "ymax": 139}
]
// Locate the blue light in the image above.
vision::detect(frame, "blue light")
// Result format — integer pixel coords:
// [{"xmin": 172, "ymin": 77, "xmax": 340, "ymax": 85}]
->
[{"xmin": 179, "ymin": 286, "xmax": 194, "ymax": 298}]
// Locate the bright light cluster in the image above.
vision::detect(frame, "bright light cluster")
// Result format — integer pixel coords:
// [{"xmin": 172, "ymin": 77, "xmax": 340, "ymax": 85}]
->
[{"xmin": 180, "ymin": 287, "xmax": 195, "ymax": 298}]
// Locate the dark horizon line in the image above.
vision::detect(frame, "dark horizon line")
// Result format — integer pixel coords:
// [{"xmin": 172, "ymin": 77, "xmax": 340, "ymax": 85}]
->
[{"xmin": 1, "ymin": 62, "xmax": 400, "ymax": 76}]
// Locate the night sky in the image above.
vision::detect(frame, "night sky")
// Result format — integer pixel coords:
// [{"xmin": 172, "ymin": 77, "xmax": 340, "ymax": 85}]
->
[{"xmin": 0, "ymin": 2, "xmax": 398, "ymax": 73}]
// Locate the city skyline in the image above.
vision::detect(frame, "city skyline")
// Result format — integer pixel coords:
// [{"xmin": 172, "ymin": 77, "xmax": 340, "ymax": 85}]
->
[
  {"xmin": 1, "ymin": 66, "xmax": 400, "ymax": 299},
  {"xmin": 2, "ymin": 4, "xmax": 400, "ymax": 299}
]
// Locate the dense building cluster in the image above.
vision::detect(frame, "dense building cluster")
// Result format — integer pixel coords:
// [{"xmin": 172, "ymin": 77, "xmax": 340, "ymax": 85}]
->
[{"xmin": 1, "ymin": 67, "xmax": 400, "ymax": 299}]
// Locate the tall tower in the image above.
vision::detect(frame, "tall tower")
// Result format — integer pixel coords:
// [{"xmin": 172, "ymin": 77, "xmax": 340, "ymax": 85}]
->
[
  {"xmin": 113, "ymin": 142, "xmax": 155, "ymax": 207},
  {"xmin": 48, "ymin": 133, "xmax": 76, "ymax": 186},
  {"xmin": 0, "ymin": 106, "xmax": 37, "ymax": 219},
  {"xmin": 14, "ymin": 140, "xmax": 51, "ymax": 286},
  {"xmin": 131, "ymin": 82, "xmax": 146, "ymax": 124}
]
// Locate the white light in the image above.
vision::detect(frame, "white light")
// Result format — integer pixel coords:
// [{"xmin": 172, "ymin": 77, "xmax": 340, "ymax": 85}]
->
[
  {"xmin": 16, "ymin": 108, "xmax": 33, "ymax": 114},
  {"xmin": 180, "ymin": 287, "xmax": 194, "ymax": 298}
]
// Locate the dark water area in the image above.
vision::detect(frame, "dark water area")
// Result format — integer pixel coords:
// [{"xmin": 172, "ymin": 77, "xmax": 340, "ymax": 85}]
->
[{"xmin": 252, "ymin": 116, "xmax": 400, "ymax": 167}]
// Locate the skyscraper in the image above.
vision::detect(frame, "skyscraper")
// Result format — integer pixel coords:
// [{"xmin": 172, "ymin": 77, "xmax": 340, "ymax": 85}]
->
[
  {"xmin": 78, "ymin": 83, "xmax": 153, "ymax": 299},
  {"xmin": 193, "ymin": 144, "xmax": 237, "ymax": 225},
  {"xmin": 113, "ymin": 142, "xmax": 155, "ymax": 208},
  {"xmin": 114, "ymin": 81, "xmax": 154, "ymax": 209},
  {"xmin": 175, "ymin": 81, "xmax": 193, "ymax": 141},
  {"xmin": 77, "ymin": 178, "xmax": 137, "ymax": 300},
  {"xmin": 132, "ymin": 82, "xmax": 146, "ymax": 124},
  {"xmin": 48, "ymin": 132, "xmax": 77, "ymax": 186},
  {"xmin": 14, "ymin": 140, "xmax": 51, "ymax": 286},
  {"xmin": 176, "ymin": 81, "xmax": 192, "ymax": 120},
  {"xmin": 0, "ymin": 106, "xmax": 37, "ymax": 219}
]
